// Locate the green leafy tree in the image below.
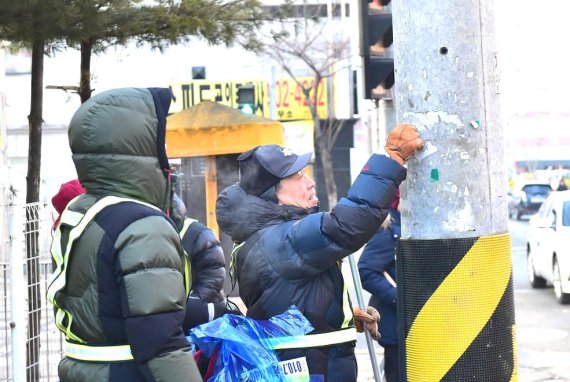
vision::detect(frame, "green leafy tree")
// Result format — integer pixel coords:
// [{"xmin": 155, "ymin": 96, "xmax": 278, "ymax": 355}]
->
[{"xmin": 62, "ymin": 0, "xmax": 273, "ymax": 102}]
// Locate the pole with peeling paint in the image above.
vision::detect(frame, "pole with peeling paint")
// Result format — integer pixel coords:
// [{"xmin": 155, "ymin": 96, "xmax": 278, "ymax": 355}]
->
[{"xmin": 392, "ymin": 0, "xmax": 517, "ymax": 381}]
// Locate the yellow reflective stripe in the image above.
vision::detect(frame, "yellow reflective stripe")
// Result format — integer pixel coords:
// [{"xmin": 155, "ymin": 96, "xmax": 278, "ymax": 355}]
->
[
  {"xmin": 47, "ymin": 229, "xmax": 64, "ymax": 302},
  {"xmin": 55, "ymin": 309, "xmax": 84, "ymax": 343},
  {"xmin": 47, "ymin": 202, "xmax": 85, "ymax": 297},
  {"xmin": 184, "ymin": 255, "xmax": 191, "ymax": 298},
  {"xmin": 230, "ymin": 242, "xmax": 245, "ymax": 266},
  {"xmin": 229, "ymin": 242, "xmax": 245, "ymax": 286},
  {"xmin": 179, "ymin": 218, "xmax": 197, "ymax": 297},
  {"xmin": 64, "ymin": 311, "xmax": 83, "ymax": 343},
  {"xmin": 341, "ymin": 274, "xmax": 352, "ymax": 328},
  {"xmin": 54, "ymin": 309, "xmax": 67, "ymax": 335},
  {"xmin": 60, "ymin": 209, "xmax": 84, "ymax": 226},
  {"xmin": 64, "ymin": 341, "xmax": 134, "ymax": 362},
  {"xmin": 47, "ymin": 196, "xmax": 161, "ymax": 343},
  {"xmin": 50, "ymin": 195, "xmax": 160, "ymax": 298},
  {"xmin": 49, "ymin": 197, "xmax": 114, "ymax": 302},
  {"xmin": 334, "ymin": 260, "xmax": 352, "ymax": 328},
  {"xmin": 268, "ymin": 327, "xmax": 357, "ymax": 350},
  {"xmin": 179, "ymin": 218, "xmax": 197, "ymax": 237}
]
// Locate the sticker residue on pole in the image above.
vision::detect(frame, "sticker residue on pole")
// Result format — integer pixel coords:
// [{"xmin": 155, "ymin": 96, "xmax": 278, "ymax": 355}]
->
[{"xmin": 431, "ymin": 169, "xmax": 439, "ymax": 182}]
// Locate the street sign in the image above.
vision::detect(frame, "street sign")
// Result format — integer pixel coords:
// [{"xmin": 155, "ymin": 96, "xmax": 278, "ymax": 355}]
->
[
  {"xmin": 274, "ymin": 77, "xmax": 328, "ymax": 121},
  {"xmin": 169, "ymin": 77, "xmax": 327, "ymax": 121}
]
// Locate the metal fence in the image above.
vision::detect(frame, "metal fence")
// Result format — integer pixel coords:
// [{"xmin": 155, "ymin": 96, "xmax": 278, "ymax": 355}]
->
[{"xmin": 1, "ymin": 197, "xmax": 62, "ymax": 382}]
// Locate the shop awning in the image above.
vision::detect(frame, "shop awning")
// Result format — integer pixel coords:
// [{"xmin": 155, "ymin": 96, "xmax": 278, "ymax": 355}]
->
[{"xmin": 166, "ymin": 101, "xmax": 284, "ymax": 158}]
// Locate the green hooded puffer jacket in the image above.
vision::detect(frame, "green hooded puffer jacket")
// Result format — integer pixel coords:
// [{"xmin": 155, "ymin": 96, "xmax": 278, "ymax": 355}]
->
[{"xmin": 53, "ymin": 88, "xmax": 202, "ymax": 382}]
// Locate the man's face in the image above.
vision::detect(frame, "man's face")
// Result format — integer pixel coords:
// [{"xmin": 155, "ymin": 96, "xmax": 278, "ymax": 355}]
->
[{"xmin": 276, "ymin": 169, "xmax": 318, "ymax": 209}]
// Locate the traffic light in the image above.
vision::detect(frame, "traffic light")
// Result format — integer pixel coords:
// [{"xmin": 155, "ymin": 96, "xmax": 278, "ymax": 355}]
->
[
  {"xmin": 359, "ymin": 0, "xmax": 394, "ymax": 99},
  {"xmin": 192, "ymin": 66, "xmax": 206, "ymax": 80},
  {"xmin": 237, "ymin": 84, "xmax": 256, "ymax": 114}
]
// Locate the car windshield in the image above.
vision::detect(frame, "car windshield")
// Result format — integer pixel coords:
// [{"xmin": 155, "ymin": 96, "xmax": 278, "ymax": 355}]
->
[
  {"xmin": 563, "ymin": 201, "xmax": 570, "ymax": 227},
  {"xmin": 523, "ymin": 185, "xmax": 551, "ymax": 195}
]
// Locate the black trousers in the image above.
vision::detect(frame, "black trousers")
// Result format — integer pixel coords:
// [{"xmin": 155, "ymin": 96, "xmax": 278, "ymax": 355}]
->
[{"xmin": 383, "ymin": 344, "xmax": 399, "ymax": 382}]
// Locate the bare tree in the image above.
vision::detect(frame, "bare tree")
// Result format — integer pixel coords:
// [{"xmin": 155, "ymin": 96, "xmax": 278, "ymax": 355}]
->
[{"xmin": 262, "ymin": 11, "xmax": 352, "ymax": 208}]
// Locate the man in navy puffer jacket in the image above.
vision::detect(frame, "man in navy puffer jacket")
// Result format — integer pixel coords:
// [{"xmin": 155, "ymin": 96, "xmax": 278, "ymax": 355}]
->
[
  {"xmin": 216, "ymin": 123, "xmax": 422, "ymax": 381},
  {"xmin": 359, "ymin": 190, "xmax": 401, "ymax": 382}
]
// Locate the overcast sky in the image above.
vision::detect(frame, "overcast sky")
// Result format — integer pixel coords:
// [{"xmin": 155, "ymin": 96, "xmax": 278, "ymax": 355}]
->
[
  {"xmin": 3, "ymin": 0, "xmax": 568, "ymax": 127},
  {"xmin": 497, "ymin": 0, "xmax": 570, "ymax": 114}
]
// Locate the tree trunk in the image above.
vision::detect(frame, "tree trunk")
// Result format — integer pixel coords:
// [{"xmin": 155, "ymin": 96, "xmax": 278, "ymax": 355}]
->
[
  {"xmin": 27, "ymin": 44, "xmax": 43, "ymax": 204},
  {"xmin": 308, "ymin": 81, "xmax": 338, "ymax": 211},
  {"xmin": 316, "ymin": 134, "xmax": 338, "ymax": 209},
  {"xmin": 79, "ymin": 40, "xmax": 93, "ymax": 103},
  {"xmin": 25, "ymin": 39, "xmax": 43, "ymax": 382},
  {"xmin": 313, "ymin": 113, "xmax": 338, "ymax": 210}
]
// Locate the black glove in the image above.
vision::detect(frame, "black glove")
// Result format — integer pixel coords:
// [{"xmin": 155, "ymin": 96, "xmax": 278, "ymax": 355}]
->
[{"xmin": 183, "ymin": 297, "xmax": 242, "ymax": 333}]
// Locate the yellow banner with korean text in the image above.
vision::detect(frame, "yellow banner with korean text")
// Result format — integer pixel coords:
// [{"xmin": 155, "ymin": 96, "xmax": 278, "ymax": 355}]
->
[{"xmin": 168, "ymin": 77, "xmax": 327, "ymax": 121}]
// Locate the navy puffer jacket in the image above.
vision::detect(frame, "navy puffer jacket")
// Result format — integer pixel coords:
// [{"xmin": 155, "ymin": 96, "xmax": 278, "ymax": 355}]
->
[
  {"xmin": 358, "ymin": 209, "xmax": 400, "ymax": 347},
  {"xmin": 181, "ymin": 220, "xmax": 226, "ymax": 304},
  {"xmin": 216, "ymin": 154, "xmax": 406, "ymax": 381}
]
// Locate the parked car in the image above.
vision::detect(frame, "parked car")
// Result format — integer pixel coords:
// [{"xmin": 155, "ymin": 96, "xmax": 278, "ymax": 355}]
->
[
  {"xmin": 508, "ymin": 182, "xmax": 552, "ymax": 220},
  {"xmin": 526, "ymin": 190, "xmax": 570, "ymax": 304}
]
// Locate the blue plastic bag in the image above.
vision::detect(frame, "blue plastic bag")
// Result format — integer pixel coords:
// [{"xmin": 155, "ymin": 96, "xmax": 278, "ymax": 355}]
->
[{"xmin": 189, "ymin": 306, "xmax": 313, "ymax": 382}]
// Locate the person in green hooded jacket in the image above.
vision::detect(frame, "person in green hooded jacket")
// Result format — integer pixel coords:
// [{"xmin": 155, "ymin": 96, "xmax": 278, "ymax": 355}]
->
[{"xmin": 48, "ymin": 88, "xmax": 202, "ymax": 381}]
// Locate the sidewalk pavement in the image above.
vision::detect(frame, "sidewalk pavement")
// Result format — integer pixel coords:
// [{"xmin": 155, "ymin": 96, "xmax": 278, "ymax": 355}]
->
[
  {"xmin": 355, "ymin": 348, "xmax": 570, "ymax": 382},
  {"xmin": 356, "ymin": 348, "xmax": 385, "ymax": 382}
]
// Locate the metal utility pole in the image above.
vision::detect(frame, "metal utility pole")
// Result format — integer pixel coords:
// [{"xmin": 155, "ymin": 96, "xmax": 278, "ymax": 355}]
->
[{"xmin": 392, "ymin": 0, "xmax": 516, "ymax": 381}]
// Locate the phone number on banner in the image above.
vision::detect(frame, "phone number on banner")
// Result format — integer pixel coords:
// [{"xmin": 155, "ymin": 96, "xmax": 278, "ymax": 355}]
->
[{"xmin": 169, "ymin": 77, "xmax": 328, "ymax": 121}]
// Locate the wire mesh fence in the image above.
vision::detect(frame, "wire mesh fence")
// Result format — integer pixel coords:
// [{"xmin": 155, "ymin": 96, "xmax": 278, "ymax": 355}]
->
[
  {"xmin": 0, "ymin": 261, "xmax": 11, "ymax": 381},
  {"xmin": 1, "ymin": 197, "xmax": 62, "ymax": 382}
]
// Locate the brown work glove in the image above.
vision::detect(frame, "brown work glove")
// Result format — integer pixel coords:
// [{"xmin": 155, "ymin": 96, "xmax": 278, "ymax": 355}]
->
[
  {"xmin": 353, "ymin": 306, "xmax": 381, "ymax": 340},
  {"xmin": 385, "ymin": 123, "xmax": 424, "ymax": 165}
]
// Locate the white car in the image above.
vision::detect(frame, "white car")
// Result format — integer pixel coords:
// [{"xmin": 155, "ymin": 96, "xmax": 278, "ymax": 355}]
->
[{"xmin": 526, "ymin": 190, "xmax": 570, "ymax": 304}]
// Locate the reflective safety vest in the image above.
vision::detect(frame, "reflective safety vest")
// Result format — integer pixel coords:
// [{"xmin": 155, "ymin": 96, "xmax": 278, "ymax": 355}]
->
[
  {"xmin": 339, "ymin": 261, "xmax": 353, "ymax": 329},
  {"xmin": 267, "ymin": 327, "xmax": 357, "ymax": 350},
  {"xmin": 179, "ymin": 217, "xmax": 199, "ymax": 294},
  {"xmin": 230, "ymin": 238, "xmax": 355, "ymax": 350},
  {"xmin": 47, "ymin": 195, "xmax": 191, "ymax": 352},
  {"xmin": 63, "ymin": 341, "xmax": 134, "ymax": 362}
]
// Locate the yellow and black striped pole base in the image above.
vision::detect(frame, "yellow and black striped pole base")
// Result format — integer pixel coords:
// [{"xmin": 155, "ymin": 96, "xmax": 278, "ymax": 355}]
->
[{"xmin": 397, "ymin": 233, "xmax": 517, "ymax": 381}]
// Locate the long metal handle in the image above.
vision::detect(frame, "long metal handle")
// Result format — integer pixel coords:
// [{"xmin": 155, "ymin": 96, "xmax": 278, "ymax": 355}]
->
[{"xmin": 348, "ymin": 254, "xmax": 382, "ymax": 382}]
